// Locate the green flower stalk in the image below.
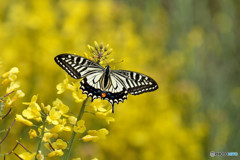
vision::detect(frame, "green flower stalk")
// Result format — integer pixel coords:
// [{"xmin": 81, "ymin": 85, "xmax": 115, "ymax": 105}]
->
[{"xmin": 63, "ymin": 97, "xmax": 89, "ymax": 160}]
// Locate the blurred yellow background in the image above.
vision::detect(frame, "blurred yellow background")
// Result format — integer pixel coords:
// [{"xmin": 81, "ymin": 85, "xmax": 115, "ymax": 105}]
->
[{"xmin": 0, "ymin": 0, "xmax": 239, "ymax": 160}]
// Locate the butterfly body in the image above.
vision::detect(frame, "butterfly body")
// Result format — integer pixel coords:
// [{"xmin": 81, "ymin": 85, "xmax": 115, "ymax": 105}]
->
[{"xmin": 55, "ymin": 54, "xmax": 158, "ymax": 113}]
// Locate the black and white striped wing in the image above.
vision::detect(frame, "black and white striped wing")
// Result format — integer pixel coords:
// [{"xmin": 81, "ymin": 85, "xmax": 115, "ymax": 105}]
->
[
  {"xmin": 54, "ymin": 54, "xmax": 104, "ymax": 79},
  {"xmin": 110, "ymin": 70, "xmax": 158, "ymax": 95}
]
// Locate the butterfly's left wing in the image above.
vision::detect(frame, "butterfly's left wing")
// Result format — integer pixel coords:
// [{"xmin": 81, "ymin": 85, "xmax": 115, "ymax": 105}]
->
[
  {"xmin": 54, "ymin": 53, "xmax": 104, "ymax": 79},
  {"xmin": 110, "ymin": 70, "xmax": 158, "ymax": 95}
]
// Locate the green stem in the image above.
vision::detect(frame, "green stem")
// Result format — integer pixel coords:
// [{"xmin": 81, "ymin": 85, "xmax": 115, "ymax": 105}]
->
[
  {"xmin": 63, "ymin": 97, "xmax": 88, "ymax": 160},
  {"xmin": 35, "ymin": 117, "xmax": 46, "ymax": 160}
]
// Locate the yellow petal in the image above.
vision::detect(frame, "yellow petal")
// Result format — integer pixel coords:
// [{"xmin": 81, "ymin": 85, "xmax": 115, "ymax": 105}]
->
[
  {"xmin": 48, "ymin": 149, "xmax": 63, "ymax": 157},
  {"xmin": 82, "ymin": 135, "xmax": 99, "ymax": 142},
  {"xmin": 15, "ymin": 114, "xmax": 33, "ymax": 126}
]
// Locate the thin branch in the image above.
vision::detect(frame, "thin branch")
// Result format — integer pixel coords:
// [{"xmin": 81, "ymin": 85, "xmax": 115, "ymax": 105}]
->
[
  {"xmin": 3, "ymin": 90, "xmax": 15, "ymax": 98},
  {"xmin": 1, "ymin": 108, "xmax": 12, "ymax": 120},
  {"xmin": 8, "ymin": 143, "xmax": 18, "ymax": 155},
  {"xmin": 18, "ymin": 141, "xmax": 31, "ymax": 152},
  {"xmin": 14, "ymin": 152, "xmax": 23, "ymax": 160},
  {"xmin": 0, "ymin": 128, "xmax": 10, "ymax": 145}
]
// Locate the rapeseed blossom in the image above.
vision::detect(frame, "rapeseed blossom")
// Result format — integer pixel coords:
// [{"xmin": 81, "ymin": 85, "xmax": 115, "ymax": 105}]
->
[
  {"xmin": 52, "ymin": 98, "xmax": 69, "ymax": 115},
  {"xmin": 28, "ymin": 129, "xmax": 37, "ymax": 139},
  {"xmin": 43, "ymin": 132, "xmax": 53, "ymax": 142},
  {"xmin": 68, "ymin": 115, "xmax": 77, "ymax": 125},
  {"xmin": 22, "ymin": 95, "xmax": 42, "ymax": 122},
  {"xmin": 56, "ymin": 75, "xmax": 75, "ymax": 94},
  {"xmin": 52, "ymin": 139, "xmax": 67, "ymax": 150},
  {"xmin": 82, "ymin": 128, "xmax": 109, "ymax": 142},
  {"xmin": 46, "ymin": 108, "xmax": 62, "ymax": 125},
  {"xmin": 74, "ymin": 120, "xmax": 86, "ymax": 133}
]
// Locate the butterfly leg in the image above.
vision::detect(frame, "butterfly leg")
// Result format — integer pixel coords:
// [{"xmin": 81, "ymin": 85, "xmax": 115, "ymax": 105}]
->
[{"xmin": 111, "ymin": 103, "xmax": 114, "ymax": 113}]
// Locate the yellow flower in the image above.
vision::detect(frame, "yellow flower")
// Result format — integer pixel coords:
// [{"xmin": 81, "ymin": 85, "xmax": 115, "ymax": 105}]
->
[
  {"xmin": 19, "ymin": 152, "xmax": 36, "ymax": 160},
  {"xmin": 8, "ymin": 73, "xmax": 17, "ymax": 81},
  {"xmin": 41, "ymin": 103, "xmax": 51, "ymax": 114},
  {"xmin": 82, "ymin": 135, "xmax": 99, "ymax": 142},
  {"xmin": 68, "ymin": 116, "xmax": 77, "ymax": 125},
  {"xmin": 90, "ymin": 99, "xmax": 109, "ymax": 112},
  {"xmin": 43, "ymin": 132, "xmax": 53, "ymax": 142},
  {"xmin": 6, "ymin": 81, "xmax": 20, "ymax": 93},
  {"xmin": 72, "ymin": 91, "xmax": 87, "ymax": 103},
  {"xmin": 48, "ymin": 149, "xmax": 64, "ymax": 157},
  {"xmin": 53, "ymin": 98, "xmax": 69, "ymax": 115},
  {"xmin": 2, "ymin": 67, "xmax": 19, "ymax": 78},
  {"xmin": 46, "ymin": 108, "xmax": 61, "ymax": 125},
  {"xmin": 22, "ymin": 95, "xmax": 42, "ymax": 122},
  {"xmin": 52, "ymin": 139, "xmax": 67, "ymax": 150},
  {"xmin": 12, "ymin": 90, "xmax": 25, "ymax": 100},
  {"xmin": 3, "ymin": 90, "xmax": 24, "ymax": 108},
  {"xmin": 82, "ymin": 128, "xmax": 109, "ymax": 142},
  {"xmin": 22, "ymin": 96, "xmax": 42, "ymax": 122},
  {"xmin": 29, "ymin": 129, "xmax": 37, "ymax": 139},
  {"xmin": 15, "ymin": 114, "xmax": 33, "ymax": 126},
  {"xmin": 72, "ymin": 158, "xmax": 81, "ymax": 160},
  {"xmin": 56, "ymin": 75, "xmax": 75, "ymax": 94},
  {"xmin": 50, "ymin": 118, "xmax": 71, "ymax": 134},
  {"xmin": 73, "ymin": 120, "xmax": 86, "ymax": 133}
]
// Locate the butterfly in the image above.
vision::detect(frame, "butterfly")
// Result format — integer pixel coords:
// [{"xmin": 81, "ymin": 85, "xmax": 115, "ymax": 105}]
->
[{"xmin": 54, "ymin": 54, "xmax": 158, "ymax": 113}]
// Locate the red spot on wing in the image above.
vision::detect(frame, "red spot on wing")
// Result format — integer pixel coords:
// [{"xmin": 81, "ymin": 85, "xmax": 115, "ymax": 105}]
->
[{"xmin": 101, "ymin": 92, "xmax": 106, "ymax": 98}]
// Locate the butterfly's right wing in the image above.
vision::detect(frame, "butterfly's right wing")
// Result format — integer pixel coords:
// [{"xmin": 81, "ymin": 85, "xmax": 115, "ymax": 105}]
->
[
  {"xmin": 110, "ymin": 70, "xmax": 158, "ymax": 95},
  {"xmin": 54, "ymin": 54, "xmax": 104, "ymax": 79}
]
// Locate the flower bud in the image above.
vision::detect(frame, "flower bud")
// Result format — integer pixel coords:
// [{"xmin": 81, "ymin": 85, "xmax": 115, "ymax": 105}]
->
[
  {"xmin": 94, "ymin": 41, "xmax": 99, "ymax": 50},
  {"xmin": 104, "ymin": 44, "xmax": 109, "ymax": 51},
  {"xmin": 99, "ymin": 42, "xmax": 103, "ymax": 50},
  {"xmin": 107, "ymin": 48, "xmax": 112, "ymax": 55}
]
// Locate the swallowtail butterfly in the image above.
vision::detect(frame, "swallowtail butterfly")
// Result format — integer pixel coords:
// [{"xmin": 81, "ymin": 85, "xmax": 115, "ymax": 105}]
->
[{"xmin": 55, "ymin": 54, "xmax": 158, "ymax": 113}]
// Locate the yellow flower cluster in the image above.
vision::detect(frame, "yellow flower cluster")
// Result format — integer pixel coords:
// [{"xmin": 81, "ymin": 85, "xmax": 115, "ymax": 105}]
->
[
  {"xmin": 15, "ymin": 94, "xmax": 75, "ymax": 157},
  {"xmin": 14, "ymin": 53, "xmax": 112, "ymax": 158},
  {"xmin": 0, "ymin": 67, "xmax": 25, "ymax": 109},
  {"xmin": 87, "ymin": 41, "xmax": 115, "ymax": 66}
]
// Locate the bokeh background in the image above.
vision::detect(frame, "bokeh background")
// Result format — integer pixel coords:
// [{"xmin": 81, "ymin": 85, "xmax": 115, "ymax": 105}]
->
[{"xmin": 0, "ymin": 0, "xmax": 240, "ymax": 159}]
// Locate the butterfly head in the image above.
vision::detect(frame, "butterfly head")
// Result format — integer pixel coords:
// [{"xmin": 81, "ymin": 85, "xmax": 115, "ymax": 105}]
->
[{"xmin": 104, "ymin": 65, "xmax": 110, "ymax": 70}]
